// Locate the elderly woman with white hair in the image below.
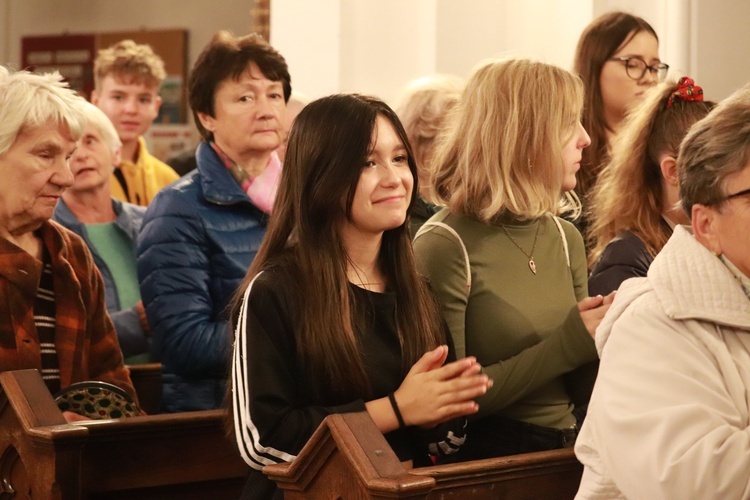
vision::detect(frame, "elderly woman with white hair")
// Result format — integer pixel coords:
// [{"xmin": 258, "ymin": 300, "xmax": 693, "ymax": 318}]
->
[
  {"xmin": 0, "ymin": 67, "xmax": 135, "ymax": 418},
  {"xmin": 53, "ymin": 102, "xmax": 151, "ymax": 364},
  {"xmin": 395, "ymin": 75, "xmax": 463, "ymax": 234},
  {"xmin": 575, "ymin": 85, "xmax": 750, "ymax": 499}
]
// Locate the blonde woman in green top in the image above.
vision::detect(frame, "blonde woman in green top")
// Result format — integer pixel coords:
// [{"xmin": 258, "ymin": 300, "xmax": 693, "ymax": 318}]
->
[{"xmin": 414, "ymin": 58, "xmax": 614, "ymax": 461}]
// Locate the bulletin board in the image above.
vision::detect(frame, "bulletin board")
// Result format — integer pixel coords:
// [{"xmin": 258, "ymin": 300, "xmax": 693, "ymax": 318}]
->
[
  {"xmin": 21, "ymin": 34, "xmax": 97, "ymax": 100},
  {"xmin": 21, "ymin": 29, "xmax": 188, "ymax": 123}
]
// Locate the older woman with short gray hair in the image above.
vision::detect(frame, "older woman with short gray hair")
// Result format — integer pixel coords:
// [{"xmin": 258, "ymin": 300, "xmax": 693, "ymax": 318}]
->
[
  {"xmin": 0, "ymin": 67, "xmax": 135, "ymax": 419},
  {"xmin": 575, "ymin": 85, "xmax": 750, "ymax": 499},
  {"xmin": 53, "ymin": 102, "xmax": 151, "ymax": 364}
]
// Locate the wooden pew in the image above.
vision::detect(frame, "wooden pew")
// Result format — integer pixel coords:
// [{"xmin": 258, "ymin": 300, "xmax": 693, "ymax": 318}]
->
[
  {"xmin": 126, "ymin": 362, "xmax": 162, "ymax": 415},
  {"xmin": 0, "ymin": 369, "xmax": 247, "ymax": 499},
  {"xmin": 264, "ymin": 411, "xmax": 583, "ymax": 499}
]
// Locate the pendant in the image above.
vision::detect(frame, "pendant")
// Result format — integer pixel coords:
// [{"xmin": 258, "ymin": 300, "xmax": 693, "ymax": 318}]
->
[{"xmin": 529, "ymin": 258, "xmax": 537, "ymax": 275}]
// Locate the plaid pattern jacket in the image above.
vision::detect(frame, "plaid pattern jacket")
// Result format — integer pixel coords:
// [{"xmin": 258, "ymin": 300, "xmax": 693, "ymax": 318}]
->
[{"xmin": 0, "ymin": 220, "xmax": 136, "ymax": 400}]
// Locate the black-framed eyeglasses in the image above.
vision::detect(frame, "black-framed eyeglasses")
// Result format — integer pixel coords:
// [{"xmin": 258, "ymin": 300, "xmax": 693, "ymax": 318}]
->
[{"xmin": 609, "ymin": 56, "xmax": 669, "ymax": 82}]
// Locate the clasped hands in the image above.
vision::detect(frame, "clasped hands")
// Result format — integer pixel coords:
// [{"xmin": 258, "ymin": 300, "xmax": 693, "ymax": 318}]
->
[{"xmin": 392, "ymin": 345, "xmax": 491, "ymax": 429}]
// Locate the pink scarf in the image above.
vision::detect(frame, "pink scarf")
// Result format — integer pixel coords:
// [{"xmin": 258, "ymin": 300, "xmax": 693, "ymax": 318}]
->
[{"xmin": 211, "ymin": 143, "xmax": 282, "ymax": 214}]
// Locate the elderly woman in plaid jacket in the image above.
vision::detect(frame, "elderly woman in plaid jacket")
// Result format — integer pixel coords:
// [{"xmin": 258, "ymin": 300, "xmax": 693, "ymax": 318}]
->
[{"xmin": 0, "ymin": 66, "xmax": 135, "ymax": 421}]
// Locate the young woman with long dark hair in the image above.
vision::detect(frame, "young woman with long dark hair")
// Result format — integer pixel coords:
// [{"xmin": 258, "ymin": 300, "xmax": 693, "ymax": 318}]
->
[
  {"xmin": 231, "ymin": 93, "xmax": 490, "ymax": 499},
  {"xmin": 574, "ymin": 12, "xmax": 666, "ymax": 208}
]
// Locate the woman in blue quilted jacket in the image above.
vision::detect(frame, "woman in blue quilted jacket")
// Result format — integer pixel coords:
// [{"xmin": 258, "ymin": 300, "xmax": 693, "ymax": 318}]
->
[{"xmin": 136, "ymin": 31, "xmax": 291, "ymax": 412}]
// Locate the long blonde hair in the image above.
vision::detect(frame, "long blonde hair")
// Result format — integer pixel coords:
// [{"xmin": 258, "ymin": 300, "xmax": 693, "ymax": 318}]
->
[
  {"xmin": 587, "ymin": 79, "xmax": 715, "ymax": 266},
  {"xmin": 431, "ymin": 58, "xmax": 584, "ymax": 222}
]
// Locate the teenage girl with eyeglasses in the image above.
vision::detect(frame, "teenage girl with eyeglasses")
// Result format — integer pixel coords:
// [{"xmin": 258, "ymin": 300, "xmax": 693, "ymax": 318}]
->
[{"xmin": 574, "ymin": 12, "xmax": 668, "ymax": 207}]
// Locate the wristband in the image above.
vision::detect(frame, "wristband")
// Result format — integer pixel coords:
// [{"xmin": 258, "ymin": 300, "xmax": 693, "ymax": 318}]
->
[{"xmin": 388, "ymin": 392, "xmax": 407, "ymax": 429}]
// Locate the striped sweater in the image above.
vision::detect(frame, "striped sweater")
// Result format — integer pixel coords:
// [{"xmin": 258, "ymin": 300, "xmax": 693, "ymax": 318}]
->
[{"xmin": 0, "ymin": 220, "xmax": 135, "ymax": 401}]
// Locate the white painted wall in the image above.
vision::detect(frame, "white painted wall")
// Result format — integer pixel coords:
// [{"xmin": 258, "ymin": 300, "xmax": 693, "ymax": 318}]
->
[
  {"xmin": 593, "ymin": 0, "xmax": 750, "ymax": 102},
  {"xmin": 338, "ymin": 0, "xmax": 436, "ymax": 101},
  {"xmin": 273, "ymin": 0, "xmax": 594, "ymax": 104},
  {"xmin": 504, "ymin": 0, "xmax": 593, "ymax": 68},
  {"xmin": 0, "ymin": 0, "xmax": 253, "ymax": 71},
  {"xmin": 272, "ymin": 0, "xmax": 438, "ymax": 104},
  {"xmin": 691, "ymin": 0, "xmax": 750, "ymax": 102},
  {"xmin": 434, "ymin": 0, "xmax": 593, "ymax": 76},
  {"xmin": 269, "ymin": 0, "xmax": 341, "ymax": 100},
  {"xmin": 1, "ymin": 0, "xmax": 747, "ymax": 104},
  {"xmin": 434, "ymin": 0, "xmax": 507, "ymax": 79}
]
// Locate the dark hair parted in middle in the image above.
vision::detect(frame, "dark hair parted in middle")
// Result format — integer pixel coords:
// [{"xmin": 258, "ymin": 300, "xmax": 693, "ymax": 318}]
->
[
  {"xmin": 574, "ymin": 11, "xmax": 658, "ymax": 199},
  {"xmin": 232, "ymin": 94, "xmax": 444, "ymax": 400},
  {"xmin": 285, "ymin": 94, "xmax": 419, "ymax": 238},
  {"xmin": 189, "ymin": 31, "xmax": 291, "ymax": 141}
]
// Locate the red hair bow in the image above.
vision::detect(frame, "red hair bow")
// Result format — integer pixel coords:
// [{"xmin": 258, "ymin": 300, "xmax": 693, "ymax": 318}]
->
[{"xmin": 667, "ymin": 77, "xmax": 704, "ymax": 108}]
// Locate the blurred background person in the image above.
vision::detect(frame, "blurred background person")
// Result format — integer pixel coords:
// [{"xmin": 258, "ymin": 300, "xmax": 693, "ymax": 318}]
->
[
  {"xmin": 54, "ymin": 102, "xmax": 152, "ymax": 364},
  {"xmin": 275, "ymin": 90, "xmax": 310, "ymax": 164},
  {"xmin": 587, "ymin": 77, "xmax": 714, "ymax": 296},
  {"xmin": 0, "ymin": 66, "xmax": 135, "ymax": 420},
  {"xmin": 137, "ymin": 31, "xmax": 290, "ymax": 413},
  {"xmin": 576, "ymin": 84, "xmax": 750, "ymax": 500},
  {"xmin": 164, "ymin": 147, "xmax": 198, "ymax": 177},
  {"xmin": 92, "ymin": 40, "xmax": 179, "ymax": 206},
  {"xmin": 395, "ymin": 75, "xmax": 464, "ymax": 234}
]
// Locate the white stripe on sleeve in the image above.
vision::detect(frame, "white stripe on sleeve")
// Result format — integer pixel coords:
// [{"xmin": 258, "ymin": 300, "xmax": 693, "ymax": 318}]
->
[{"xmin": 232, "ymin": 271, "xmax": 297, "ymax": 470}]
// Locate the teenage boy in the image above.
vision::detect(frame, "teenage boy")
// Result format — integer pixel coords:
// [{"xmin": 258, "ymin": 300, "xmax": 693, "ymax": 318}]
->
[{"xmin": 92, "ymin": 40, "xmax": 179, "ymax": 206}]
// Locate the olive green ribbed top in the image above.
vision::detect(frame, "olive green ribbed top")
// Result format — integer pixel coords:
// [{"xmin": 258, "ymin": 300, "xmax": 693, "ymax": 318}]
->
[{"xmin": 414, "ymin": 208, "xmax": 598, "ymax": 429}]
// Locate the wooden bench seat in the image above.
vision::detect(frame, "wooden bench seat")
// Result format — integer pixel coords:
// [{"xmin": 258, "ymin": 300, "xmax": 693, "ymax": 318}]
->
[
  {"xmin": 126, "ymin": 362, "xmax": 163, "ymax": 415},
  {"xmin": 1, "ymin": 369, "xmax": 583, "ymax": 498},
  {"xmin": 265, "ymin": 411, "xmax": 583, "ymax": 499},
  {"xmin": 0, "ymin": 369, "xmax": 246, "ymax": 499}
]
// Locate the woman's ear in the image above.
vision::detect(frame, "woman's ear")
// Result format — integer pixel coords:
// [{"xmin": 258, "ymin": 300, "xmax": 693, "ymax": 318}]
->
[
  {"xmin": 197, "ymin": 112, "xmax": 217, "ymax": 134},
  {"xmin": 691, "ymin": 203, "xmax": 722, "ymax": 255},
  {"xmin": 659, "ymin": 155, "xmax": 679, "ymax": 186},
  {"xmin": 112, "ymin": 147, "xmax": 122, "ymax": 169}
]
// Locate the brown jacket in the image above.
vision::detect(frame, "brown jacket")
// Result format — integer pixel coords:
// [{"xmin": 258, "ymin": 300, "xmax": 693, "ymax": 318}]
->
[{"xmin": 0, "ymin": 220, "xmax": 135, "ymax": 400}]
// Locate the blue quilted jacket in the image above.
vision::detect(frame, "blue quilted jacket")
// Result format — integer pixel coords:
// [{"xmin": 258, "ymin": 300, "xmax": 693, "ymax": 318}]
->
[{"xmin": 137, "ymin": 142, "xmax": 267, "ymax": 412}]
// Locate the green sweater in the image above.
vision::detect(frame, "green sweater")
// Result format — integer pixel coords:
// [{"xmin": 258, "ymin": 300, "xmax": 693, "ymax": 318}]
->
[{"xmin": 414, "ymin": 209, "xmax": 598, "ymax": 429}]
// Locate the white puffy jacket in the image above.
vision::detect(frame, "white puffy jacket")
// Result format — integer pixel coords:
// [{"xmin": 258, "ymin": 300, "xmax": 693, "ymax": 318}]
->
[{"xmin": 575, "ymin": 225, "xmax": 750, "ymax": 499}]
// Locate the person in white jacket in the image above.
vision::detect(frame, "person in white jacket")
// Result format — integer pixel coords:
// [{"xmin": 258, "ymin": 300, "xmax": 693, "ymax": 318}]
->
[{"xmin": 575, "ymin": 84, "xmax": 750, "ymax": 499}]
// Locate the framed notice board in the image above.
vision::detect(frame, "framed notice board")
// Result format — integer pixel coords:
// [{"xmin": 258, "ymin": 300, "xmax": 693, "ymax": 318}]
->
[
  {"xmin": 22, "ymin": 34, "xmax": 97, "ymax": 100},
  {"xmin": 22, "ymin": 29, "xmax": 188, "ymax": 123}
]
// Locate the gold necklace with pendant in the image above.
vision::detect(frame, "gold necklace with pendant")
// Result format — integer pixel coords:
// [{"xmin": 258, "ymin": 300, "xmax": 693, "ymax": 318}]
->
[{"xmin": 500, "ymin": 221, "xmax": 541, "ymax": 275}]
